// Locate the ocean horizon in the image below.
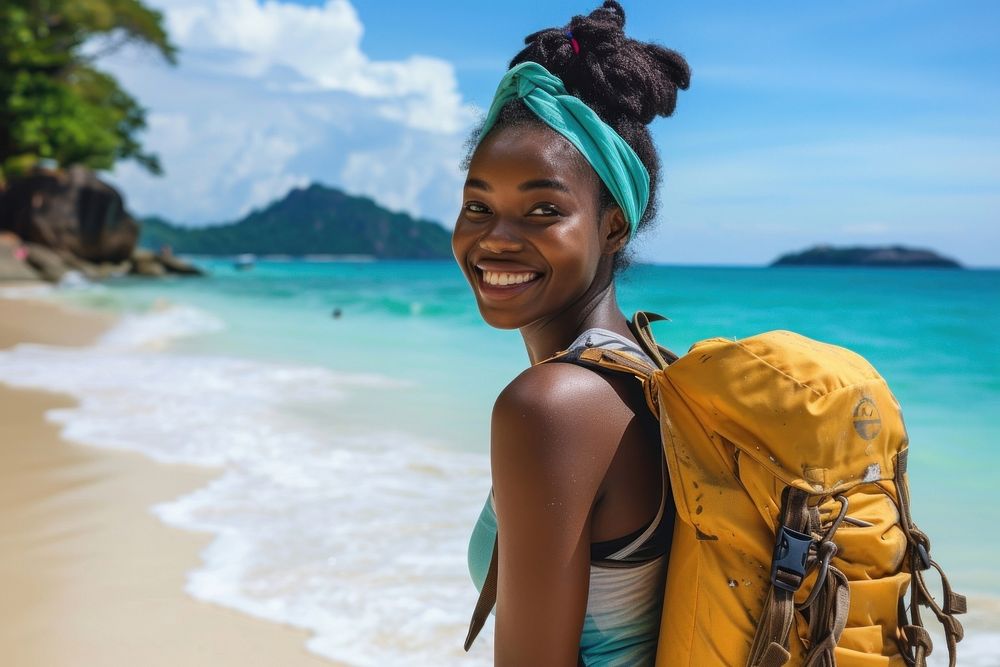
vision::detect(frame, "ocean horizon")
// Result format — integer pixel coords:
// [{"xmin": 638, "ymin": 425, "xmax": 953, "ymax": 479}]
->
[
  {"xmin": 140, "ymin": 251, "xmax": 1000, "ymax": 270},
  {"xmin": 2, "ymin": 258, "xmax": 997, "ymax": 665}
]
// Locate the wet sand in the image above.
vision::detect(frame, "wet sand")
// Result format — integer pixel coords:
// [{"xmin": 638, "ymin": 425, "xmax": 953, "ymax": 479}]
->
[{"xmin": 0, "ymin": 292, "xmax": 342, "ymax": 666}]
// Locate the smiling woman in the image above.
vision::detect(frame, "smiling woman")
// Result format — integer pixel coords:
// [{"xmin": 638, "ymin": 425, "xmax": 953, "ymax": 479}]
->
[
  {"xmin": 456, "ymin": 124, "xmax": 618, "ymax": 329},
  {"xmin": 451, "ymin": 1, "xmax": 690, "ymax": 665}
]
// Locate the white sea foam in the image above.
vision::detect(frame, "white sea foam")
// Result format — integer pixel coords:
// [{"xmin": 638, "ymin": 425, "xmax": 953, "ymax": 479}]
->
[
  {"xmin": 57, "ymin": 269, "xmax": 93, "ymax": 289},
  {"xmin": 0, "ymin": 299, "xmax": 494, "ymax": 665},
  {"xmin": 95, "ymin": 299, "xmax": 227, "ymax": 350}
]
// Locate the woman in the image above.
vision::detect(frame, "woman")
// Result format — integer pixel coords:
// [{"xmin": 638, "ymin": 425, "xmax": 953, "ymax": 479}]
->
[{"xmin": 453, "ymin": 2, "xmax": 691, "ymax": 664}]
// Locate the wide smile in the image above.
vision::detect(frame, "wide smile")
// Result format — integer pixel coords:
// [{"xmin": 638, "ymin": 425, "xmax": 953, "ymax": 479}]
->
[{"xmin": 473, "ymin": 263, "xmax": 543, "ymax": 301}]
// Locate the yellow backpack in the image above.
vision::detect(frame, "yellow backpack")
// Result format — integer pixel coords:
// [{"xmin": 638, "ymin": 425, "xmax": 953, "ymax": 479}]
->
[
  {"xmin": 547, "ymin": 312, "xmax": 967, "ymax": 666},
  {"xmin": 464, "ymin": 312, "xmax": 965, "ymax": 666}
]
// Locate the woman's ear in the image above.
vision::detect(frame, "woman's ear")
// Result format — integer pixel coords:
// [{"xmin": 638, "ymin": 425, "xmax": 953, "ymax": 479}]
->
[{"xmin": 599, "ymin": 205, "xmax": 630, "ymax": 255}]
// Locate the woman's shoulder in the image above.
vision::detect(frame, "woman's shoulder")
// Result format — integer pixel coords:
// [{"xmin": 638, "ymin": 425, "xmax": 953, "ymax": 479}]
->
[
  {"xmin": 494, "ymin": 358, "xmax": 625, "ymax": 424},
  {"xmin": 491, "ymin": 360, "xmax": 637, "ymax": 478}
]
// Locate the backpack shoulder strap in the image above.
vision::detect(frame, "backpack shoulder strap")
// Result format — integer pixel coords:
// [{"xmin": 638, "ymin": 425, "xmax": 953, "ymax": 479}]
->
[
  {"xmin": 541, "ymin": 310, "xmax": 679, "ymax": 378},
  {"xmin": 747, "ymin": 487, "xmax": 817, "ymax": 667},
  {"xmin": 464, "ymin": 537, "xmax": 498, "ymax": 651},
  {"xmin": 541, "ymin": 345, "xmax": 658, "ymax": 380}
]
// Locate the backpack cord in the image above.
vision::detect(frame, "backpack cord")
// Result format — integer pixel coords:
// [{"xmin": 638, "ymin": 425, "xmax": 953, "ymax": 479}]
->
[
  {"xmin": 894, "ymin": 449, "xmax": 966, "ymax": 667},
  {"xmin": 747, "ymin": 451, "xmax": 967, "ymax": 667}
]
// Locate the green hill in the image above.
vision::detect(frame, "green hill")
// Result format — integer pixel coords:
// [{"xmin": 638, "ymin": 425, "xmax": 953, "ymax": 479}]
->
[{"xmin": 138, "ymin": 184, "xmax": 453, "ymax": 259}]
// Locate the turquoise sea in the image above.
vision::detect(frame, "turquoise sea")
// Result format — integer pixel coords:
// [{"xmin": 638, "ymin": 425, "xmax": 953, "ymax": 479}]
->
[{"xmin": 2, "ymin": 259, "xmax": 997, "ymax": 665}]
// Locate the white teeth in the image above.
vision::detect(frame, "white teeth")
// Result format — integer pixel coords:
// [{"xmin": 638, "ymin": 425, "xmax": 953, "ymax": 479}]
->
[{"xmin": 481, "ymin": 270, "xmax": 538, "ymax": 287}]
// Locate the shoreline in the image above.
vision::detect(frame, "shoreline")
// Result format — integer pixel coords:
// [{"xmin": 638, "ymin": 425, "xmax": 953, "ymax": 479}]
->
[{"xmin": 0, "ymin": 291, "xmax": 343, "ymax": 666}]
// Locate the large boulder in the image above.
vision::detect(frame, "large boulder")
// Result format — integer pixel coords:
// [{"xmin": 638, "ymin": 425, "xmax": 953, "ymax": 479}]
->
[
  {"xmin": 59, "ymin": 253, "xmax": 102, "ymax": 280},
  {"xmin": 61, "ymin": 253, "xmax": 133, "ymax": 280},
  {"xmin": 24, "ymin": 242, "xmax": 70, "ymax": 282},
  {"xmin": 130, "ymin": 248, "xmax": 167, "ymax": 276},
  {"xmin": 0, "ymin": 165, "xmax": 139, "ymax": 263},
  {"xmin": 156, "ymin": 247, "xmax": 204, "ymax": 275}
]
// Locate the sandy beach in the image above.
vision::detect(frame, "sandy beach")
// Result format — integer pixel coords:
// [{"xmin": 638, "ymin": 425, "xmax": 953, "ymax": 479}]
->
[{"xmin": 0, "ymin": 291, "xmax": 341, "ymax": 666}]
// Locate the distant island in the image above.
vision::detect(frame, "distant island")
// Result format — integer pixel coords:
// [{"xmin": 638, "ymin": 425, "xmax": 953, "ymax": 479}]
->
[
  {"xmin": 771, "ymin": 244, "xmax": 962, "ymax": 268},
  {"xmin": 139, "ymin": 183, "xmax": 453, "ymax": 259}
]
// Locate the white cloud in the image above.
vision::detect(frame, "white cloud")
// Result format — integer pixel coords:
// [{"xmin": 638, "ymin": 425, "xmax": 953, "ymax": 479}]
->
[
  {"xmin": 156, "ymin": 0, "xmax": 475, "ymax": 133},
  {"xmin": 340, "ymin": 134, "xmax": 466, "ymax": 223},
  {"xmin": 99, "ymin": 0, "xmax": 477, "ymax": 226}
]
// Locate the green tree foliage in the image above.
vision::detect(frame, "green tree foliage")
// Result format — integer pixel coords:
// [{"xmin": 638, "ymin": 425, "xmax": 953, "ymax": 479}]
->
[{"xmin": 0, "ymin": 0, "xmax": 176, "ymax": 183}]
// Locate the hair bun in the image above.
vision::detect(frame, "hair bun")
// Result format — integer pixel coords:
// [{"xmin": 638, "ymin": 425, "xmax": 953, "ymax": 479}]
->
[
  {"xmin": 593, "ymin": 1, "xmax": 626, "ymax": 30},
  {"xmin": 510, "ymin": 1, "xmax": 690, "ymax": 126}
]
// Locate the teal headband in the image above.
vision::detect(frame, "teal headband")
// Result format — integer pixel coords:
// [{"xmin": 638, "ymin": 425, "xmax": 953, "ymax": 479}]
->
[{"xmin": 477, "ymin": 61, "xmax": 650, "ymax": 239}]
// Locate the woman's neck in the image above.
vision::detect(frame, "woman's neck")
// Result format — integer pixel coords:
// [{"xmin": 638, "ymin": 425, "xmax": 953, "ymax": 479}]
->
[{"xmin": 518, "ymin": 281, "xmax": 635, "ymax": 365}]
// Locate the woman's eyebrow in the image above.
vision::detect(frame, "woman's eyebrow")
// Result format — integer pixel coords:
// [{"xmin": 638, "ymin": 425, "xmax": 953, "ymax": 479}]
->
[
  {"xmin": 519, "ymin": 178, "xmax": 571, "ymax": 193},
  {"xmin": 465, "ymin": 177, "xmax": 491, "ymax": 191},
  {"xmin": 463, "ymin": 177, "xmax": 571, "ymax": 193}
]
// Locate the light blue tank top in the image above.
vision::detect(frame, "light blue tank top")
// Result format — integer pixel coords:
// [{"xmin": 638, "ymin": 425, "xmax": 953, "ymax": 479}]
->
[{"xmin": 468, "ymin": 328, "xmax": 670, "ymax": 666}]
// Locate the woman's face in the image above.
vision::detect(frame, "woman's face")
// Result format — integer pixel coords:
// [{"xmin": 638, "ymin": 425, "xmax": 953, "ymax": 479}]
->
[{"xmin": 452, "ymin": 123, "xmax": 627, "ymax": 330}]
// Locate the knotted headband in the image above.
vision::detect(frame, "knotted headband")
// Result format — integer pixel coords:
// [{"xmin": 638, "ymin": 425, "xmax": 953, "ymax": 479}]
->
[{"xmin": 476, "ymin": 61, "xmax": 650, "ymax": 238}]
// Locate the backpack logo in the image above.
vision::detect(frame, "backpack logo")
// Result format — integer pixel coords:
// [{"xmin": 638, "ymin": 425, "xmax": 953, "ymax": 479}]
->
[{"xmin": 853, "ymin": 397, "xmax": 881, "ymax": 440}]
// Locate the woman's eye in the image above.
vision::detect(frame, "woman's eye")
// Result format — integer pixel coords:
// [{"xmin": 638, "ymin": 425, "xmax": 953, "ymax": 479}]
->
[
  {"xmin": 464, "ymin": 202, "xmax": 490, "ymax": 215},
  {"xmin": 529, "ymin": 204, "xmax": 561, "ymax": 216}
]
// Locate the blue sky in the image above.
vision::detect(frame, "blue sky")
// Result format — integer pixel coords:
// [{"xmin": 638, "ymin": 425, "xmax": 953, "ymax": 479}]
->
[{"xmin": 101, "ymin": 0, "xmax": 999, "ymax": 266}]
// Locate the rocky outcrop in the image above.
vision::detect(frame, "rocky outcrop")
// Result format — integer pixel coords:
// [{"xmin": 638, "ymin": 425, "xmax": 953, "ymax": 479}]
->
[
  {"xmin": 130, "ymin": 248, "xmax": 166, "ymax": 276},
  {"xmin": 0, "ymin": 231, "xmax": 203, "ymax": 283},
  {"xmin": 0, "ymin": 166, "xmax": 204, "ymax": 282},
  {"xmin": 24, "ymin": 243, "xmax": 69, "ymax": 281},
  {"xmin": 0, "ymin": 165, "xmax": 139, "ymax": 262},
  {"xmin": 61, "ymin": 253, "xmax": 132, "ymax": 280},
  {"xmin": 155, "ymin": 248, "xmax": 203, "ymax": 275}
]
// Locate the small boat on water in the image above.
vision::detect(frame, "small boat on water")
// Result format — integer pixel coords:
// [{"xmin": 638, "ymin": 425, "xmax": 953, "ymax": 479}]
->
[{"xmin": 234, "ymin": 253, "xmax": 256, "ymax": 270}]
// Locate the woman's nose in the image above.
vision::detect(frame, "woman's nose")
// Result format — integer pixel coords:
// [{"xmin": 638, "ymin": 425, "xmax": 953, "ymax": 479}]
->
[{"xmin": 478, "ymin": 219, "xmax": 523, "ymax": 254}]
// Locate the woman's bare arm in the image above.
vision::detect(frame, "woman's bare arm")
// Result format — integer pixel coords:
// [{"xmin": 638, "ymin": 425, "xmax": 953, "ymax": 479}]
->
[{"xmin": 490, "ymin": 362, "xmax": 634, "ymax": 666}]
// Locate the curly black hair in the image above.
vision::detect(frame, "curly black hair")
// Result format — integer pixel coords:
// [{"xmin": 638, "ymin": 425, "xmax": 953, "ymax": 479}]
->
[{"xmin": 461, "ymin": 1, "xmax": 691, "ymax": 273}]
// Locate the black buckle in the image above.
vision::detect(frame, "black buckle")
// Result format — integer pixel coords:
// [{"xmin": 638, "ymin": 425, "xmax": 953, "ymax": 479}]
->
[{"xmin": 770, "ymin": 525, "xmax": 814, "ymax": 593}]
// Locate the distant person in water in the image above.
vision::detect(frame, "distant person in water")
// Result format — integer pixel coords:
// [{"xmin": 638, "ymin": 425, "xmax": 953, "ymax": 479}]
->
[{"xmin": 453, "ymin": 2, "xmax": 690, "ymax": 664}]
